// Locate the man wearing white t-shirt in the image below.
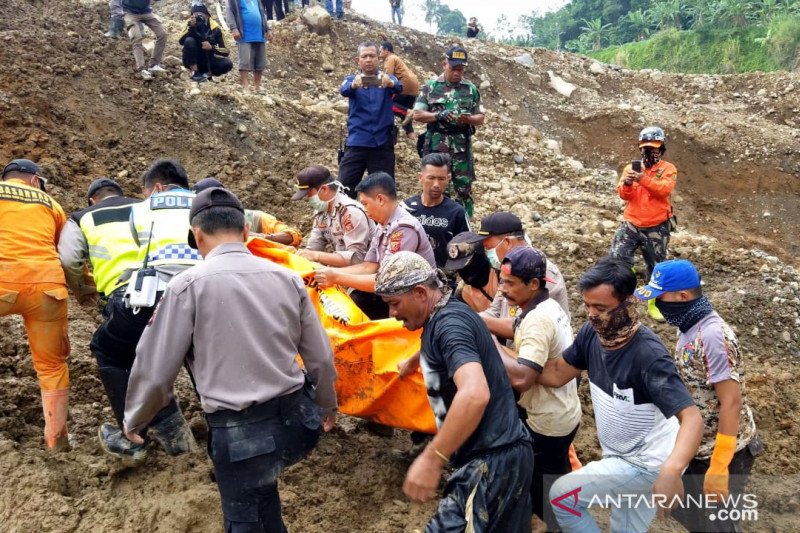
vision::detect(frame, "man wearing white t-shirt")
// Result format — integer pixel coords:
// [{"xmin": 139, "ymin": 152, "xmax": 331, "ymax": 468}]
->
[
  {"xmin": 495, "ymin": 247, "xmax": 581, "ymax": 531},
  {"xmin": 538, "ymin": 257, "xmax": 703, "ymax": 533}
]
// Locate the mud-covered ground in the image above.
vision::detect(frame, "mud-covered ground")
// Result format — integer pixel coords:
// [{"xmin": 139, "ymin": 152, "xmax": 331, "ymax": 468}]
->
[{"xmin": 0, "ymin": 0, "xmax": 798, "ymax": 531}]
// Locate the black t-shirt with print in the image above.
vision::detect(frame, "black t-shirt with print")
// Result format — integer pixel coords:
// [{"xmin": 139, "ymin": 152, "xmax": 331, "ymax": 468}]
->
[
  {"xmin": 420, "ymin": 297, "xmax": 528, "ymax": 466},
  {"xmin": 403, "ymin": 195, "xmax": 471, "ymax": 268}
]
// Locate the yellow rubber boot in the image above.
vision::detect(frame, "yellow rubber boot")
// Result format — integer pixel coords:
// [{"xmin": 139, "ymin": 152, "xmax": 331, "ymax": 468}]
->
[
  {"xmin": 42, "ymin": 388, "xmax": 70, "ymax": 450},
  {"xmin": 648, "ymin": 298, "xmax": 665, "ymax": 323}
]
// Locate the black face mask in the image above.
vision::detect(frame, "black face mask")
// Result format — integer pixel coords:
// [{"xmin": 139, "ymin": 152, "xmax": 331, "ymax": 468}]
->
[
  {"xmin": 458, "ymin": 252, "xmax": 491, "ymax": 288},
  {"xmin": 642, "ymin": 147, "xmax": 662, "ymax": 168},
  {"xmin": 655, "ymin": 295, "xmax": 714, "ymax": 332}
]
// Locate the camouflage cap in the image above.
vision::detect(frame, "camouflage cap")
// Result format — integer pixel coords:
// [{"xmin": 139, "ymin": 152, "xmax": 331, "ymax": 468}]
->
[{"xmin": 375, "ymin": 251, "xmax": 439, "ymax": 297}]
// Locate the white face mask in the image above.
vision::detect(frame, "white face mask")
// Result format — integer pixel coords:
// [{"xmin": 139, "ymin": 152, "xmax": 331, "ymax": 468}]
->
[
  {"xmin": 308, "ymin": 193, "xmax": 329, "ymax": 213},
  {"xmin": 485, "ymin": 247, "xmax": 500, "ymax": 269}
]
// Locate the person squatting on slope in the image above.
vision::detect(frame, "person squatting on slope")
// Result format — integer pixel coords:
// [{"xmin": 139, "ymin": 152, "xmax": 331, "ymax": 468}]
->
[
  {"xmin": 610, "ymin": 126, "xmax": 678, "ymax": 322},
  {"xmin": 124, "ymin": 186, "xmax": 338, "ymax": 532},
  {"xmin": 179, "ymin": 4, "xmax": 233, "ymax": 83},
  {"xmin": 0, "ymin": 159, "xmax": 71, "ymax": 450}
]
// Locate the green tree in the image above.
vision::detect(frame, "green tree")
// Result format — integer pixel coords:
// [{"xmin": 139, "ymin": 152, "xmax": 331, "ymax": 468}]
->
[
  {"xmin": 714, "ymin": 0, "xmax": 754, "ymax": 27},
  {"xmin": 627, "ymin": 8, "xmax": 653, "ymax": 40},
  {"xmin": 436, "ymin": 6, "xmax": 467, "ymax": 36},
  {"xmin": 580, "ymin": 17, "xmax": 613, "ymax": 51},
  {"xmin": 422, "ymin": 0, "xmax": 440, "ymax": 33},
  {"xmin": 686, "ymin": 0, "xmax": 719, "ymax": 28},
  {"xmin": 649, "ymin": 0, "xmax": 685, "ymax": 30}
]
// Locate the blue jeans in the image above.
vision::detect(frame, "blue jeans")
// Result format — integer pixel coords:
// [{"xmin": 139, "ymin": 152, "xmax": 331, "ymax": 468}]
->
[
  {"xmin": 392, "ymin": 6, "xmax": 403, "ymax": 24},
  {"xmin": 325, "ymin": 0, "xmax": 343, "ymax": 18},
  {"xmin": 549, "ymin": 456, "xmax": 659, "ymax": 533}
]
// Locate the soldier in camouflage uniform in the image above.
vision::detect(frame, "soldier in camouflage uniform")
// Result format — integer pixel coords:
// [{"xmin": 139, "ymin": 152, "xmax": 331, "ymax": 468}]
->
[
  {"xmin": 636, "ymin": 260, "xmax": 762, "ymax": 533},
  {"xmin": 413, "ymin": 45, "xmax": 484, "ymax": 218}
]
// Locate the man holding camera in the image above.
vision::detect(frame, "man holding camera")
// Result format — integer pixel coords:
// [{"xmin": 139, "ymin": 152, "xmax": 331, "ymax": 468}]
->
[
  {"xmin": 179, "ymin": 4, "xmax": 233, "ymax": 82},
  {"xmin": 610, "ymin": 126, "xmax": 678, "ymax": 321},
  {"xmin": 414, "ymin": 46, "xmax": 484, "ymax": 218},
  {"xmin": 338, "ymin": 41, "xmax": 402, "ymax": 196}
]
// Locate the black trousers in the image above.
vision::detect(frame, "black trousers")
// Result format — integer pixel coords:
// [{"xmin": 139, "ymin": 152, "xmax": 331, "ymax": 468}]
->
[
  {"xmin": 182, "ymin": 37, "xmax": 234, "ymax": 76},
  {"xmin": 206, "ymin": 388, "xmax": 322, "ymax": 533},
  {"xmin": 91, "ymin": 288, "xmax": 178, "ymax": 429},
  {"xmin": 529, "ymin": 424, "xmax": 579, "ymax": 532},
  {"xmin": 350, "ymin": 290, "xmax": 389, "ymax": 320},
  {"xmin": 338, "ymin": 141, "xmax": 395, "ymax": 199},
  {"xmin": 427, "ymin": 440, "xmax": 534, "ymax": 533},
  {"xmin": 263, "ymin": 0, "xmax": 289, "ymax": 20},
  {"xmin": 671, "ymin": 436, "xmax": 762, "ymax": 533}
]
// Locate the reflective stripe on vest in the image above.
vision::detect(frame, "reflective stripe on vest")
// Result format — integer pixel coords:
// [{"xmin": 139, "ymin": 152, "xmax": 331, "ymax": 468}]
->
[
  {"xmin": 79, "ymin": 203, "xmax": 139, "ymax": 295},
  {"xmin": 130, "ymin": 191, "xmax": 202, "ymax": 268}
]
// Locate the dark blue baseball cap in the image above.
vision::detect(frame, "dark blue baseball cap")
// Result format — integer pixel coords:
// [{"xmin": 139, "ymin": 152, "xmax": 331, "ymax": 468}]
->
[{"xmin": 635, "ymin": 259, "xmax": 701, "ymax": 300}]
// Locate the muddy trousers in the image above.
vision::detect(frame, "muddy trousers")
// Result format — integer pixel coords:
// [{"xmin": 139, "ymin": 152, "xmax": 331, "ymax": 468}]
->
[
  {"xmin": 610, "ymin": 220, "xmax": 670, "ymax": 281},
  {"xmin": 426, "ymin": 440, "xmax": 534, "ymax": 533},
  {"xmin": 91, "ymin": 288, "xmax": 179, "ymax": 433},
  {"xmin": 206, "ymin": 388, "xmax": 322, "ymax": 533},
  {"xmin": 0, "ymin": 281, "xmax": 70, "ymax": 448},
  {"xmin": 124, "ymin": 12, "xmax": 167, "ymax": 70},
  {"xmin": 528, "ymin": 424, "xmax": 578, "ymax": 532},
  {"xmin": 671, "ymin": 436, "xmax": 762, "ymax": 533}
]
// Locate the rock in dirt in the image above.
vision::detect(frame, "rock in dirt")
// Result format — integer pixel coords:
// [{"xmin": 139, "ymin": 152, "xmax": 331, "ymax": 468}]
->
[{"xmin": 302, "ymin": 6, "xmax": 332, "ymax": 35}]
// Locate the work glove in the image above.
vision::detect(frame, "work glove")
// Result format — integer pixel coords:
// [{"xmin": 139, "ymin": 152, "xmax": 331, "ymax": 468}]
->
[{"xmin": 704, "ymin": 433, "xmax": 736, "ymax": 499}]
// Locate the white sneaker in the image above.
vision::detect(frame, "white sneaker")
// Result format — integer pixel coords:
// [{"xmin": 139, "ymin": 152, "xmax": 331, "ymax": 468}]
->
[
  {"xmin": 148, "ymin": 64, "xmax": 167, "ymax": 73},
  {"xmin": 140, "ymin": 69, "xmax": 154, "ymax": 80}
]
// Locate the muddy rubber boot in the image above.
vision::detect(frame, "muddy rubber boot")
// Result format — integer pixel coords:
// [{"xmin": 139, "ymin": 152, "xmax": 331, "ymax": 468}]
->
[
  {"xmin": 105, "ymin": 15, "xmax": 124, "ymax": 39},
  {"xmin": 42, "ymin": 388, "xmax": 70, "ymax": 450},
  {"xmin": 648, "ymin": 298, "xmax": 665, "ymax": 323},
  {"xmin": 98, "ymin": 423, "xmax": 147, "ymax": 464},
  {"xmin": 149, "ymin": 408, "xmax": 198, "ymax": 456}
]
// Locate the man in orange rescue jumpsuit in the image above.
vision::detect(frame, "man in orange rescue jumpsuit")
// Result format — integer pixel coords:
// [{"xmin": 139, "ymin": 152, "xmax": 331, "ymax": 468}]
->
[
  {"xmin": 0, "ymin": 159, "xmax": 70, "ymax": 449},
  {"xmin": 610, "ymin": 126, "xmax": 677, "ymax": 321}
]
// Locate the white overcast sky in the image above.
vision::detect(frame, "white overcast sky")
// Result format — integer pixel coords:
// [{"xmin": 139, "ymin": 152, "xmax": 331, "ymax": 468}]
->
[{"xmin": 349, "ymin": 0, "xmax": 569, "ymax": 37}]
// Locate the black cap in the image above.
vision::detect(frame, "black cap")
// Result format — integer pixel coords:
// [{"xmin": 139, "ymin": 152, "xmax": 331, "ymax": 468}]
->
[
  {"xmin": 291, "ymin": 165, "xmax": 332, "ymax": 201},
  {"xmin": 193, "ymin": 177, "xmax": 224, "ymax": 193},
  {"xmin": 478, "ymin": 212, "xmax": 523, "ymax": 238},
  {"xmin": 445, "ymin": 231, "xmax": 485, "ymax": 271},
  {"xmin": 2, "ymin": 159, "xmax": 45, "ymax": 191},
  {"xmin": 445, "ymin": 46, "xmax": 468, "ymax": 66},
  {"xmin": 187, "ymin": 187, "xmax": 245, "ymax": 248},
  {"xmin": 191, "ymin": 3, "xmax": 211, "ymax": 15},
  {"xmin": 87, "ymin": 178, "xmax": 123, "ymax": 200}
]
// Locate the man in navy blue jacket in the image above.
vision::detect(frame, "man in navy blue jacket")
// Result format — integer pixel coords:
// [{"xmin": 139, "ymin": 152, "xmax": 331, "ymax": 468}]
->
[
  {"xmin": 338, "ymin": 41, "xmax": 402, "ymax": 197},
  {"xmin": 122, "ymin": 0, "xmax": 168, "ymax": 80}
]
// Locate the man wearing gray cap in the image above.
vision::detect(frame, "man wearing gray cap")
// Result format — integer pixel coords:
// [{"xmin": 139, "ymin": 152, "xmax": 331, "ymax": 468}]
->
[
  {"xmin": 375, "ymin": 251, "xmax": 533, "ymax": 531},
  {"xmin": 124, "ymin": 186, "xmax": 337, "ymax": 532}
]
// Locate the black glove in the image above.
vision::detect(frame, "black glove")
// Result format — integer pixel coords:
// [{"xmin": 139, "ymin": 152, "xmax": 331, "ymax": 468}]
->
[{"xmin": 435, "ymin": 110, "xmax": 453, "ymax": 124}]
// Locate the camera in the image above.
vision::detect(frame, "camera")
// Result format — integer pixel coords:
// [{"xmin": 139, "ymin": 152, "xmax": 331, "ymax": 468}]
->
[{"xmin": 631, "ymin": 160, "xmax": 642, "ymax": 172}]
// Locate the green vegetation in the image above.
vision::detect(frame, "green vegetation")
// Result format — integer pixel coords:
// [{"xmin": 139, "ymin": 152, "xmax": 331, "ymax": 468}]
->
[{"xmin": 505, "ymin": 0, "xmax": 800, "ymax": 73}]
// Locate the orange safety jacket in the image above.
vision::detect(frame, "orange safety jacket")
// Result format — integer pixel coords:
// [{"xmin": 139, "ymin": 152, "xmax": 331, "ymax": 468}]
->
[
  {"xmin": 0, "ymin": 179, "xmax": 66, "ymax": 284},
  {"xmin": 617, "ymin": 160, "xmax": 677, "ymax": 228}
]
